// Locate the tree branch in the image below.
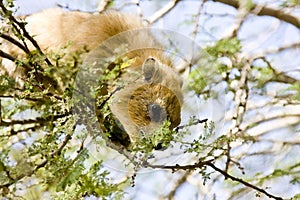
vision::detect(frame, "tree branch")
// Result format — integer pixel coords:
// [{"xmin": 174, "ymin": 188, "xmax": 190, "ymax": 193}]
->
[
  {"xmin": 0, "ymin": 49, "xmax": 32, "ymax": 71},
  {"xmin": 206, "ymin": 162, "xmax": 283, "ymax": 200},
  {"xmin": 250, "ymin": 41, "xmax": 300, "ymax": 58},
  {"xmin": 147, "ymin": 0, "xmax": 180, "ymax": 24},
  {"xmin": 252, "ymin": 56, "xmax": 299, "ymax": 85},
  {"xmin": 146, "ymin": 159, "xmax": 214, "ymax": 171},
  {"xmin": 164, "ymin": 172, "xmax": 191, "ymax": 200},
  {"xmin": 0, "ymin": 0, "xmax": 53, "ymax": 66},
  {"xmin": 0, "ymin": 113, "xmax": 69, "ymax": 127},
  {"xmin": 0, "ymin": 33, "xmax": 30, "ymax": 54},
  {"xmin": 213, "ymin": 0, "xmax": 300, "ymax": 29}
]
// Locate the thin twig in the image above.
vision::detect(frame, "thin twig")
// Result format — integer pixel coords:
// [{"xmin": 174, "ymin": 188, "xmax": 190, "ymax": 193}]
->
[
  {"xmin": 213, "ymin": 0, "xmax": 300, "ymax": 29},
  {"xmin": 250, "ymin": 41, "xmax": 300, "ymax": 59},
  {"xmin": 222, "ymin": 0, "xmax": 249, "ymax": 38},
  {"xmin": 96, "ymin": 0, "xmax": 113, "ymax": 13},
  {"xmin": 207, "ymin": 162, "xmax": 283, "ymax": 200},
  {"xmin": 175, "ymin": 118, "xmax": 208, "ymax": 132},
  {"xmin": 0, "ymin": 1, "xmax": 53, "ymax": 66},
  {"xmin": 0, "ymin": 133, "xmax": 72, "ymax": 189},
  {"xmin": 191, "ymin": 0, "xmax": 206, "ymax": 40},
  {"xmin": 0, "ymin": 113, "xmax": 69, "ymax": 127},
  {"xmin": 0, "ymin": 50, "xmax": 32, "ymax": 71},
  {"xmin": 147, "ymin": 159, "xmax": 284, "ymax": 200},
  {"xmin": 164, "ymin": 171, "xmax": 192, "ymax": 200},
  {"xmin": 147, "ymin": 0, "xmax": 180, "ymax": 24}
]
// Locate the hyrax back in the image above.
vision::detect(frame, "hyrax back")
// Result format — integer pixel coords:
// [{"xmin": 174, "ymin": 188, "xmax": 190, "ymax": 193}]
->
[{"xmin": 1, "ymin": 8, "xmax": 183, "ymax": 148}]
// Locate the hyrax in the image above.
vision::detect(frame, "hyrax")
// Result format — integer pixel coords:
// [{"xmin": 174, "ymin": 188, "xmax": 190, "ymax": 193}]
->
[{"xmin": 0, "ymin": 8, "xmax": 183, "ymax": 148}]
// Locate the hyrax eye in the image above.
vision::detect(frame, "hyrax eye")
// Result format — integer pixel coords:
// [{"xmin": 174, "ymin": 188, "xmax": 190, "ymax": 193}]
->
[{"xmin": 148, "ymin": 103, "xmax": 166, "ymax": 122}]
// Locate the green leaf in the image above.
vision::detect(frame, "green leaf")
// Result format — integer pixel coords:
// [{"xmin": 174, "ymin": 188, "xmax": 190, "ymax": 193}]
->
[{"xmin": 206, "ymin": 38, "xmax": 242, "ymax": 57}]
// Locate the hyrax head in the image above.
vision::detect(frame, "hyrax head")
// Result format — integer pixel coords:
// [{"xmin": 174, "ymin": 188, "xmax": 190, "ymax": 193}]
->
[{"xmin": 109, "ymin": 57, "xmax": 183, "ymax": 146}]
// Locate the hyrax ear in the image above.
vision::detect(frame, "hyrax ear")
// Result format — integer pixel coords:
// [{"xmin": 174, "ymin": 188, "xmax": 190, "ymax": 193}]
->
[{"xmin": 142, "ymin": 57, "xmax": 159, "ymax": 82}]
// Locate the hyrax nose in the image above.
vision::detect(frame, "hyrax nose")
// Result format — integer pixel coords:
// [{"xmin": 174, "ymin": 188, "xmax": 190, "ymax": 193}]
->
[{"xmin": 148, "ymin": 103, "xmax": 167, "ymax": 122}]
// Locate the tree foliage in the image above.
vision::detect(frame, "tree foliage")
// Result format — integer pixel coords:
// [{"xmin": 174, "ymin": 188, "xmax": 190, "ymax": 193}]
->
[{"xmin": 0, "ymin": 0, "xmax": 300, "ymax": 199}]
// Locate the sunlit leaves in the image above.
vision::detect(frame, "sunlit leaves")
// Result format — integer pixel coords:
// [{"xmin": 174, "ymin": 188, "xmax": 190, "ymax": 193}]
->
[
  {"xmin": 287, "ymin": 83, "xmax": 300, "ymax": 101},
  {"xmin": 0, "ymin": 75, "xmax": 15, "ymax": 92},
  {"xmin": 187, "ymin": 68, "xmax": 208, "ymax": 95},
  {"xmin": 206, "ymin": 38, "xmax": 242, "ymax": 58},
  {"xmin": 131, "ymin": 120, "xmax": 175, "ymax": 153},
  {"xmin": 53, "ymin": 158, "xmax": 124, "ymax": 200}
]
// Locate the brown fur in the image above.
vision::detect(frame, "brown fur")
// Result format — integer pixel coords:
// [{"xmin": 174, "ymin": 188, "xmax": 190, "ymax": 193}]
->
[{"xmin": 0, "ymin": 8, "xmax": 183, "ymax": 146}]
